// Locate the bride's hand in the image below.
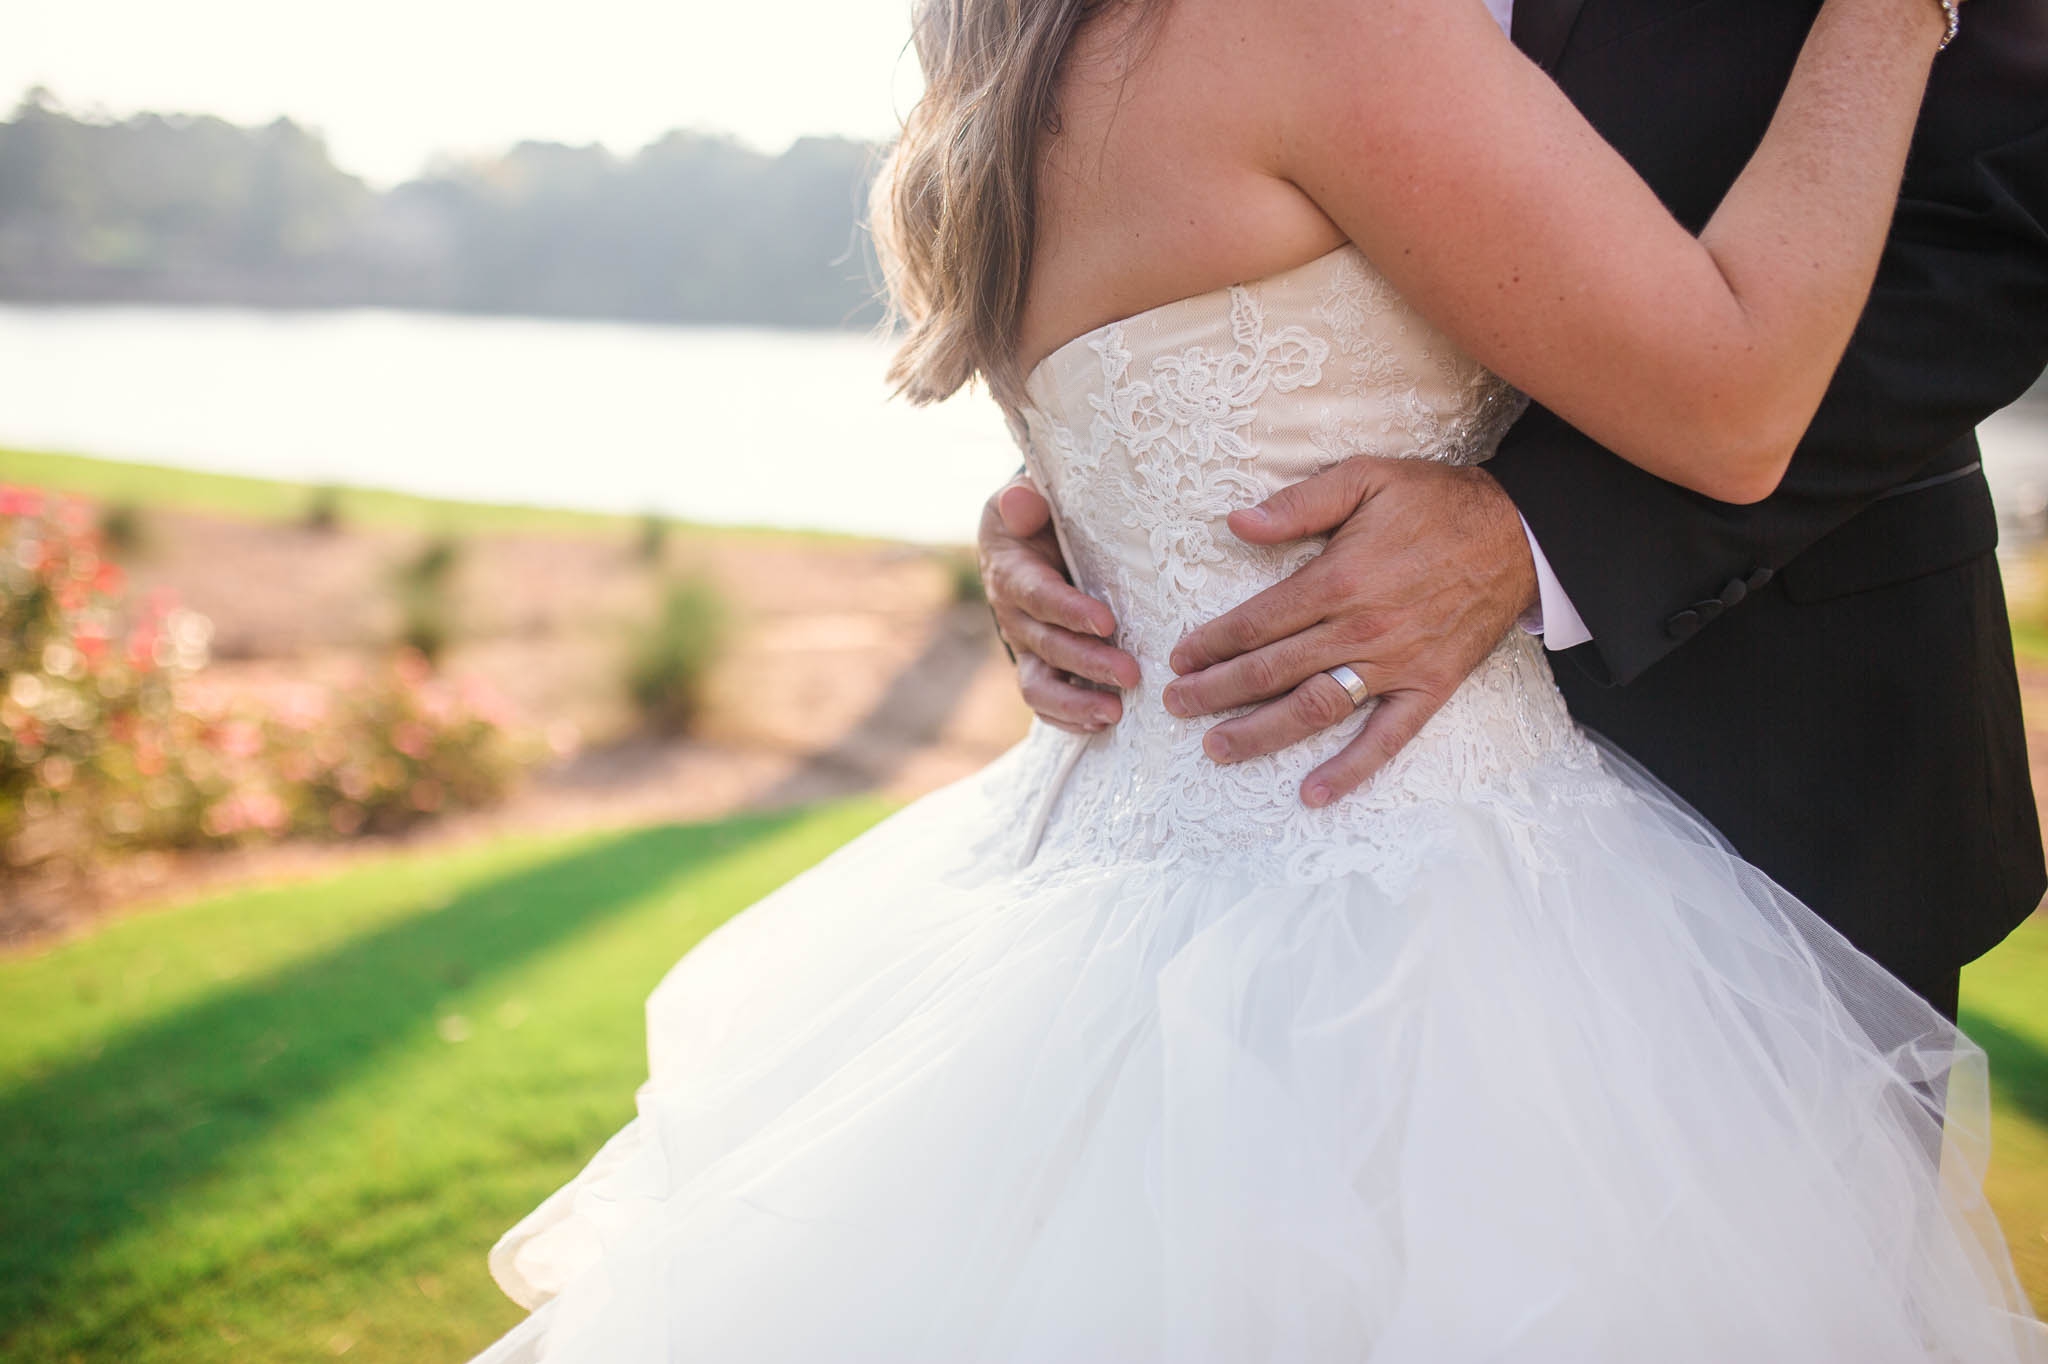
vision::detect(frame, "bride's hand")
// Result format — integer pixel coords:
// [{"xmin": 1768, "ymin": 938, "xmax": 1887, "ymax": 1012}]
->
[
  {"xmin": 978, "ymin": 475, "xmax": 1141, "ymax": 733},
  {"xmin": 1162, "ymin": 457, "xmax": 1536, "ymax": 807}
]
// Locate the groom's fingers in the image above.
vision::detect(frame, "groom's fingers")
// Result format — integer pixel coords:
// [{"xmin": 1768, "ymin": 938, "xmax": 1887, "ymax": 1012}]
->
[
  {"xmin": 1162, "ymin": 623, "xmax": 1354, "ymax": 717},
  {"xmin": 1197, "ymin": 672, "xmax": 1361, "ymax": 763},
  {"xmin": 986, "ymin": 541, "xmax": 1120, "ymax": 643},
  {"xmin": 1171, "ymin": 459, "xmax": 1411, "ymax": 675},
  {"xmin": 977, "ymin": 470, "xmax": 1136, "ymax": 731},
  {"xmin": 1169, "ymin": 559, "xmax": 1337, "ymax": 675},
  {"xmin": 1299, "ymin": 689, "xmax": 1443, "ymax": 807},
  {"xmin": 1225, "ymin": 457, "xmax": 1383, "ymax": 545},
  {"xmin": 978, "ymin": 476, "xmax": 1119, "ymax": 642},
  {"xmin": 1016, "ymin": 653, "xmax": 1122, "ymax": 733},
  {"xmin": 1002, "ymin": 608, "xmax": 1141, "ymax": 691},
  {"xmin": 995, "ymin": 481, "xmax": 1053, "ymax": 539}
]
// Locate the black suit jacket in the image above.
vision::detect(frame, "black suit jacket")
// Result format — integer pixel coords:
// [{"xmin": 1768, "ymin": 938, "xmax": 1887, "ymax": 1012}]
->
[{"xmin": 1492, "ymin": 0, "xmax": 2048, "ymax": 989}]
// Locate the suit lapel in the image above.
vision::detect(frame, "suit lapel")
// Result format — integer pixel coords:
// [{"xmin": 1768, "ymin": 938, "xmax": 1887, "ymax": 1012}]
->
[{"xmin": 1511, "ymin": 0, "xmax": 1591, "ymax": 70}]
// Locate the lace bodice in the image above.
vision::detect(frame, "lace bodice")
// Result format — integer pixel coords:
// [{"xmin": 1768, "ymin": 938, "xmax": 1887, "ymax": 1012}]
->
[{"xmin": 997, "ymin": 245, "xmax": 1606, "ymax": 892}]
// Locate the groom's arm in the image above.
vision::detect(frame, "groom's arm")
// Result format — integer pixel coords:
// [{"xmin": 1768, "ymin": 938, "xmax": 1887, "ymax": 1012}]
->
[{"xmin": 1498, "ymin": 45, "xmax": 2048, "ymax": 685}]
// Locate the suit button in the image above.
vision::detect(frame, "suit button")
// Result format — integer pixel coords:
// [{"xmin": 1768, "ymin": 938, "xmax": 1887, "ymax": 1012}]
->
[
  {"xmin": 1745, "ymin": 566, "xmax": 1774, "ymax": 592},
  {"xmin": 1666, "ymin": 609, "xmax": 1703, "ymax": 640},
  {"xmin": 1720, "ymin": 577, "xmax": 1749, "ymax": 608}
]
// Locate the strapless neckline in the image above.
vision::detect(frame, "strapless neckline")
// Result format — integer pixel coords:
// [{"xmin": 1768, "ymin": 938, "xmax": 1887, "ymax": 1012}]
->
[{"xmin": 1022, "ymin": 244, "xmax": 1359, "ymax": 396}]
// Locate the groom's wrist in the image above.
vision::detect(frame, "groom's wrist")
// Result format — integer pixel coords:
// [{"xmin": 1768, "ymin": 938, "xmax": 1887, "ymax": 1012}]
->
[{"xmin": 1515, "ymin": 514, "xmax": 1593, "ymax": 651}]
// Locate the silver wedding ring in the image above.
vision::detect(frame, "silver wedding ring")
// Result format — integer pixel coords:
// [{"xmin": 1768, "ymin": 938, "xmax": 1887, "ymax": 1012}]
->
[{"xmin": 1323, "ymin": 664, "xmax": 1371, "ymax": 709}]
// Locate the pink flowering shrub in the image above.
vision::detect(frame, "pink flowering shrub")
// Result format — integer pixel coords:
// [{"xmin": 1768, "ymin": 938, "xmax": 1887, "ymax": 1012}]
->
[
  {"xmin": 251, "ymin": 651, "xmax": 528, "ymax": 838},
  {"xmin": 0, "ymin": 486, "xmax": 529, "ymax": 877}
]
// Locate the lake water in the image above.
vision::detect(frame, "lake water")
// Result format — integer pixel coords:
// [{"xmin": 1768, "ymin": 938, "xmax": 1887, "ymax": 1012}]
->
[
  {"xmin": 0, "ymin": 306, "xmax": 1022, "ymax": 544},
  {"xmin": 1, "ymin": 304, "xmax": 2045, "ymax": 548}
]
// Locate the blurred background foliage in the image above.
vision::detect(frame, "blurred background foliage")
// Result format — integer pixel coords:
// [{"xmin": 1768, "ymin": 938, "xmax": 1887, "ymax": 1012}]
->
[
  {"xmin": 0, "ymin": 89, "xmax": 882, "ymax": 327},
  {"xmin": 626, "ymin": 574, "xmax": 729, "ymax": 737},
  {"xmin": 0, "ymin": 487, "xmax": 533, "ymax": 888}
]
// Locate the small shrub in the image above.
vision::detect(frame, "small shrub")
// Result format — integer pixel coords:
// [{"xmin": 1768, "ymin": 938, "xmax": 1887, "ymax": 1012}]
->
[
  {"xmin": 99, "ymin": 651, "xmax": 531, "ymax": 848},
  {"xmin": 259, "ymin": 650, "xmax": 529, "ymax": 839},
  {"xmin": 627, "ymin": 575, "xmax": 728, "ymax": 735},
  {"xmin": 636, "ymin": 512, "xmax": 670, "ymax": 564},
  {"xmin": 942, "ymin": 547, "xmax": 986, "ymax": 605},
  {"xmin": 304, "ymin": 485, "xmax": 344, "ymax": 533},
  {"xmin": 394, "ymin": 535, "xmax": 463, "ymax": 663},
  {"xmin": 0, "ymin": 485, "xmax": 214, "ymax": 865},
  {"xmin": 97, "ymin": 502, "xmax": 149, "ymax": 557}
]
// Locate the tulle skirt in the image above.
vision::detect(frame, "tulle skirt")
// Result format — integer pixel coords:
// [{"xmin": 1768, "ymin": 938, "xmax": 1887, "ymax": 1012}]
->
[{"xmin": 469, "ymin": 735, "xmax": 2045, "ymax": 1362}]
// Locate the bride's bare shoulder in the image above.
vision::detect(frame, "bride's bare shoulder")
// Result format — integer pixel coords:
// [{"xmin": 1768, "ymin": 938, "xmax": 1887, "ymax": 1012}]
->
[
  {"xmin": 1016, "ymin": 0, "xmax": 1348, "ymax": 372},
  {"xmin": 1017, "ymin": 0, "xmax": 1498, "ymax": 373},
  {"xmin": 1165, "ymin": 0, "xmax": 1451, "ymax": 80},
  {"xmin": 1095, "ymin": 0, "xmax": 1498, "ymax": 190}
]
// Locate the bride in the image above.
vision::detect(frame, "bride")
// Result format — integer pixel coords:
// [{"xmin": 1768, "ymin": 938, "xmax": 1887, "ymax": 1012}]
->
[{"xmin": 471, "ymin": 0, "xmax": 2045, "ymax": 1358}]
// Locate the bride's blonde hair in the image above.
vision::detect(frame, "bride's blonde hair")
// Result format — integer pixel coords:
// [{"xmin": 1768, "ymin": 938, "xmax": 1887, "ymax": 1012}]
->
[{"xmin": 872, "ymin": 0, "xmax": 1148, "ymax": 409}]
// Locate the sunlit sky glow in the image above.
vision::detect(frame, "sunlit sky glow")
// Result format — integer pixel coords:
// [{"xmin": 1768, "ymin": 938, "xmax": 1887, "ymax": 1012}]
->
[{"xmin": 4, "ymin": 1, "xmax": 926, "ymax": 185}]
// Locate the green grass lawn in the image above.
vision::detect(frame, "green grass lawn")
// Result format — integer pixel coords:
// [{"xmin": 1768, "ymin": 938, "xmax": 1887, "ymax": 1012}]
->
[
  {"xmin": 0, "ymin": 445, "xmax": 875, "ymax": 545},
  {"xmin": 2010, "ymin": 618, "xmax": 2048, "ymax": 665},
  {"xmin": 1963, "ymin": 912, "xmax": 2048, "ymax": 1314},
  {"xmin": 0, "ymin": 809, "xmax": 2042, "ymax": 1362},
  {"xmin": 0, "ymin": 801, "xmax": 891, "ymax": 1364}
]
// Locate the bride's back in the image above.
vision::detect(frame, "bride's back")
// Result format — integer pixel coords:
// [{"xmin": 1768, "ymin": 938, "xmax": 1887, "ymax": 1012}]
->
[{"xmin": 1016, "ymin": 0, "xmax": 1344, "ymax": 377}]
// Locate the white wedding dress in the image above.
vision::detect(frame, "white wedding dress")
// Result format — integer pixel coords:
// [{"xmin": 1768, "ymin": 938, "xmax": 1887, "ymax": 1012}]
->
[{"xmin": 471, "ymin": 246, "xmax": 2044, "ymax": 1362}]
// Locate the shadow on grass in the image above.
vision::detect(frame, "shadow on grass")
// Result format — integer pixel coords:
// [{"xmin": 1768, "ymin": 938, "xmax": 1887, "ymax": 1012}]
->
[
  {"xmin": 0, "ymin": 810, "xmax": 810, "ymax": 1344},
  {"xmin": 1961, "ymin": 1007, "xmax": 2048, "ymax": 1132}
]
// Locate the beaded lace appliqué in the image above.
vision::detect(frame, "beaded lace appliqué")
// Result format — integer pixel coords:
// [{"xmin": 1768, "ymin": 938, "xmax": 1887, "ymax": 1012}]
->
[{"xmin": 1003, "ymin": 251, "xmax": 1607, "ymax": 895}]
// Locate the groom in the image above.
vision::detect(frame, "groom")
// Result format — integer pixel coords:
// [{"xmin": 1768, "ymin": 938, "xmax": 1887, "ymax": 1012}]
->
[{"xmin": 978, "ymin": 0, "xmax": 2048, "ymax": 1021}]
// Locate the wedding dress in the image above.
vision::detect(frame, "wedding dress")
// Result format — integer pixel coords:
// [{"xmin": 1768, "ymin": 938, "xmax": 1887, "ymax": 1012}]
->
[{"xmin": 471, "ymin": 246, "xmax": 2044, "ymax": 1362}]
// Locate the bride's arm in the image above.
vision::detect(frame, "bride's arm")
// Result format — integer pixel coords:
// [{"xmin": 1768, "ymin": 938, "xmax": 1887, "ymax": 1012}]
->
[{"xmin": 1247, "ymin": 0, "xmax": 1950, "ymax": 504}]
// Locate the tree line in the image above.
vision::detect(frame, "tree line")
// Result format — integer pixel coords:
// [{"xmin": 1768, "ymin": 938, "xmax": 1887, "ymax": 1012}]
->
[{"xmin": 0, "ymin": 90, "xmax": 885, "ymax": 328}]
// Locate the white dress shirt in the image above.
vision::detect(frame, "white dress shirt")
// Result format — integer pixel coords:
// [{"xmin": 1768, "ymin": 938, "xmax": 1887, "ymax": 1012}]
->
[{"xmin": 1486, "ymin": 0, "xmax": 1594, "ymax": 650}]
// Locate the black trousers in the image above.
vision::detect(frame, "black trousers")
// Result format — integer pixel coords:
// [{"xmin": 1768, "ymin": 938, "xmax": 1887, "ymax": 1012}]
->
[{"xmin": 1912, "ymin": 968, "xmax": 1962, "ymax": 1027}]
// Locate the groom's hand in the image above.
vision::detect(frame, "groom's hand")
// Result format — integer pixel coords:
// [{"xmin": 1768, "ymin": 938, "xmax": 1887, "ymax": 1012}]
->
[
  {"xmin": 978, "ymin": 474, "xmax": 1142, "ymax": 733},
  {"xmin": 1162, "ymin": 458, "xmax": 1537, "ymax": 807}
]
